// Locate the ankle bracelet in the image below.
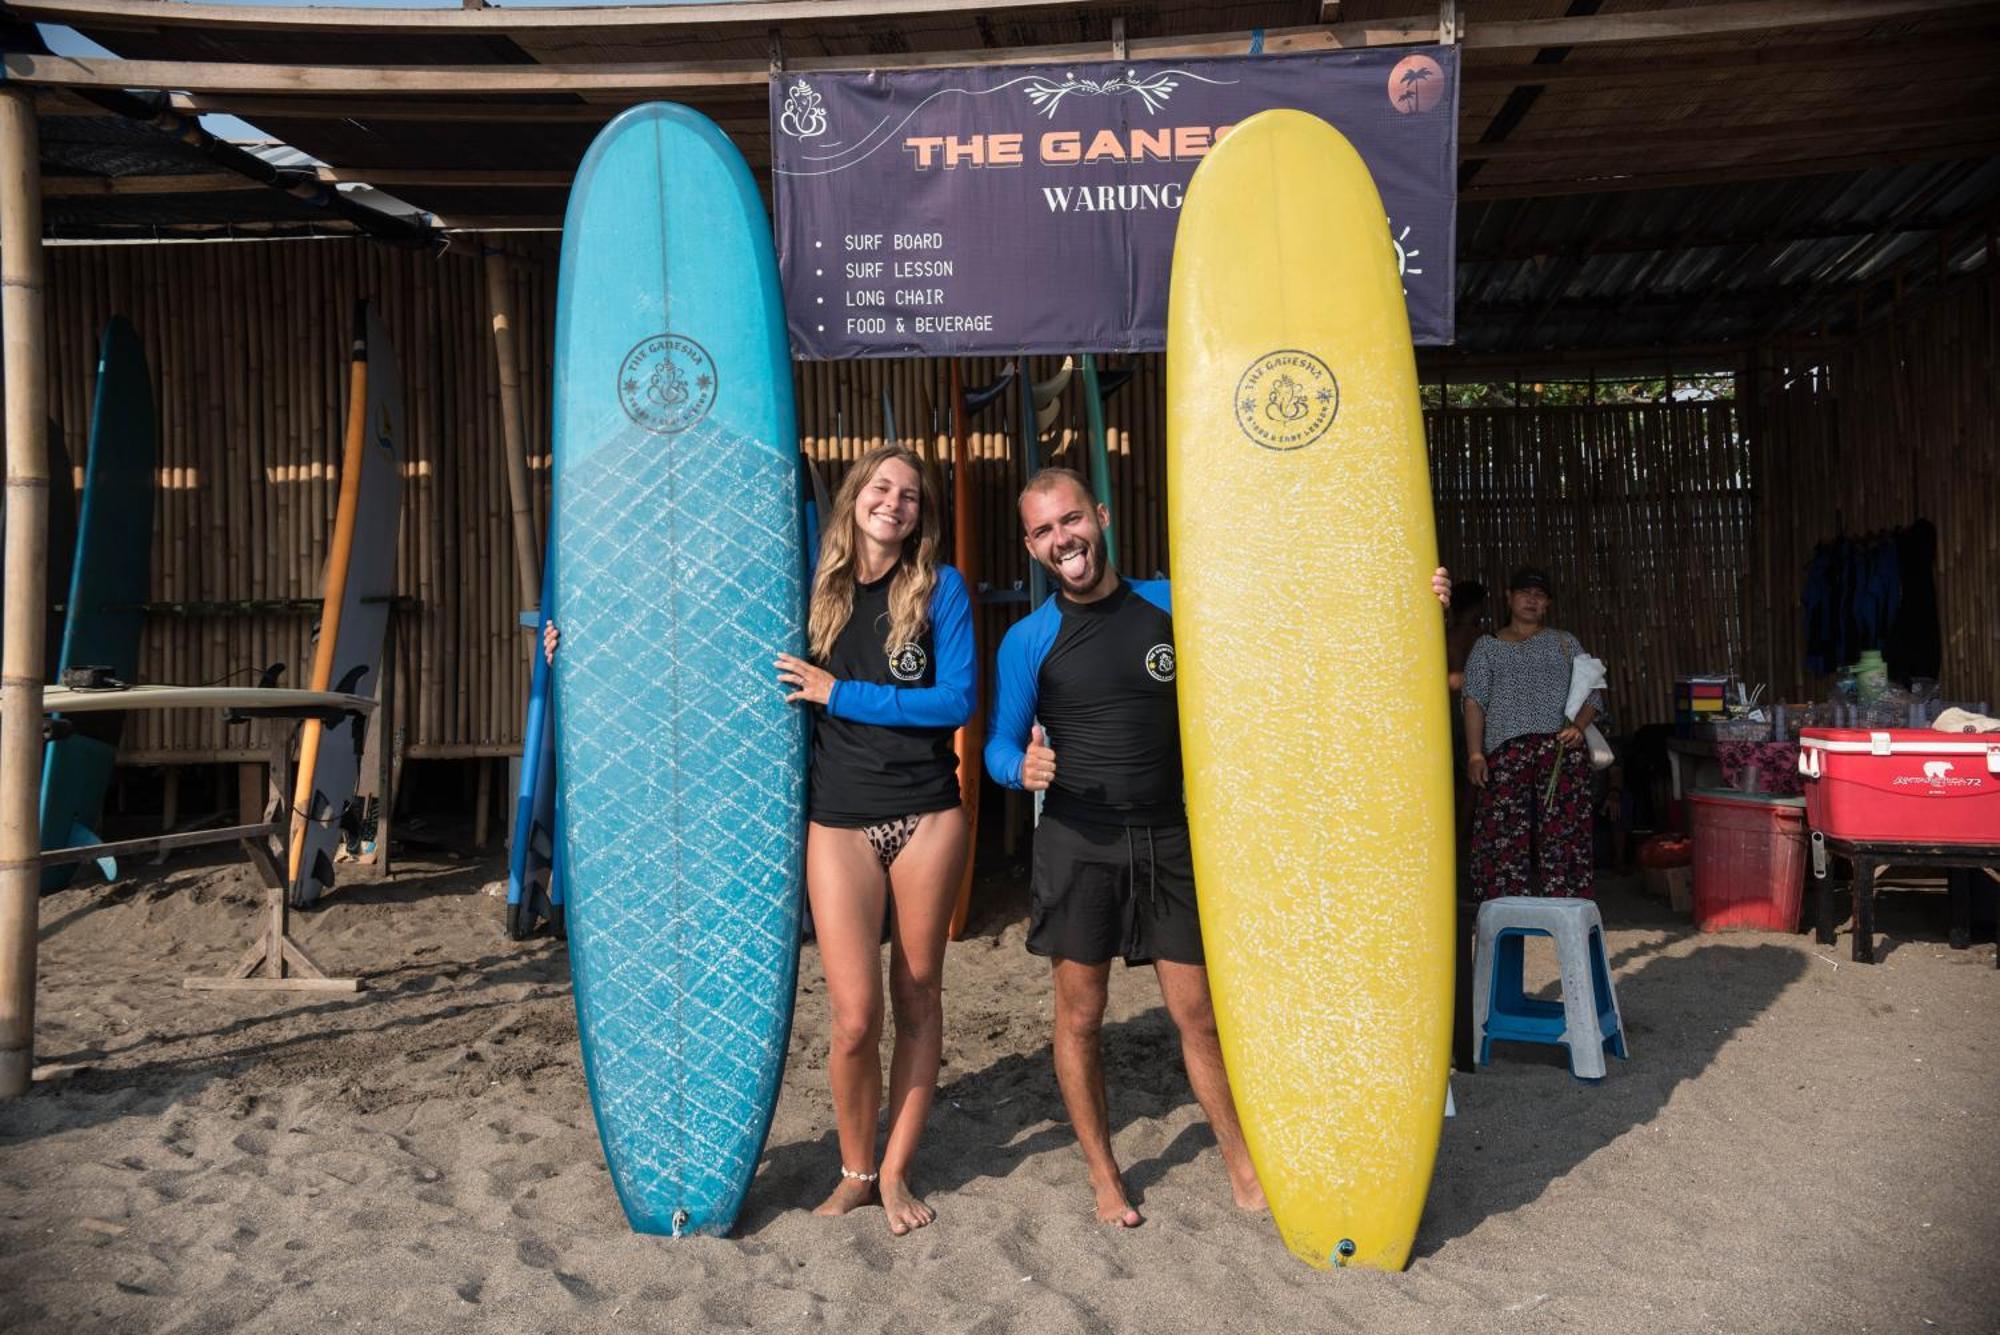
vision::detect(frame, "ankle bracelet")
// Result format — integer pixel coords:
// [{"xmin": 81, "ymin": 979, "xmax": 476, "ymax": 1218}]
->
[{"xmin": 839, "ymin": 1166, "xmax": 879, "ymax": 1183}]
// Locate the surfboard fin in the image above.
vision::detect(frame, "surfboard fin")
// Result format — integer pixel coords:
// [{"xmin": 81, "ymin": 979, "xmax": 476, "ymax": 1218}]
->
[{"xmin": 67, "ymin": 822, "xmax": 117, "ymax": 883}]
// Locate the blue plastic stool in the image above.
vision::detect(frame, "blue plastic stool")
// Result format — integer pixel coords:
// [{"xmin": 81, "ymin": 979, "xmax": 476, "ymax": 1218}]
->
[{"xmin": 1473, "ymin": 897, "xmax": 1629, "ymax": 1082}]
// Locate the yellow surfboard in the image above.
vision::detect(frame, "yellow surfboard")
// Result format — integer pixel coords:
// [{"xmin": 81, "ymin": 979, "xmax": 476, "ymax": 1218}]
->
[{"xmin": 1166, "ymin": 110, "xmax": 1453, "ymax": 1272}]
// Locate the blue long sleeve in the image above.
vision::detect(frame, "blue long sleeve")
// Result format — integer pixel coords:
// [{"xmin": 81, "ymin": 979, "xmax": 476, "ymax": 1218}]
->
[
  {"xmin": 985, "ymin": 600, "xmax": 1059, "ymax": 788},
  {"xmin": 825, "ymin": 566, "xmax": 976, "ymax": 729}
]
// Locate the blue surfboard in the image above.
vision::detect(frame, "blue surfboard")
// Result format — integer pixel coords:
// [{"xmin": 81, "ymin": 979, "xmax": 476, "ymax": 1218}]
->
[
  {"xmin": 506, "ymin": 546, "xmax": 564, "ymax": 942},
  {"xmin": 40, "ymin": 318, "xmax": 155, "ymax": 891},
  {"xmin": 552, "ymin": 103, "xmax": 807, "ymax": 1237}
]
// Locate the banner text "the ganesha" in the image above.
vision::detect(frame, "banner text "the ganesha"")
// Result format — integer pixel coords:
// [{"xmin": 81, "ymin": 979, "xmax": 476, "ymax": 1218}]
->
[{"xmin": 902, "ymin": 125, "xmax": 1238, "ymax": 169}]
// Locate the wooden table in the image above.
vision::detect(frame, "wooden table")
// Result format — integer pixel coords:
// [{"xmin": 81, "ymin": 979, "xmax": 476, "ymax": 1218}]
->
[
  {"xmin": 1810, "ymin": 831, "xmax": 2000, "ymax": 967},
  {"xmin": 41, "ymin": 687, "xmax": 377, "ymax": 992}
]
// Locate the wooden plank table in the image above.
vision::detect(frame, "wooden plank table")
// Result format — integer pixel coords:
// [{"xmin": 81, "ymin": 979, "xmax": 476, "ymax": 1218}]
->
[
  {"xmin": 41, "ymin": 686, "xmax": 377, "ymax": 992},
  {"xmin": 1810, "ymin": 831, "xmax": 2000, "ymax": 967}
]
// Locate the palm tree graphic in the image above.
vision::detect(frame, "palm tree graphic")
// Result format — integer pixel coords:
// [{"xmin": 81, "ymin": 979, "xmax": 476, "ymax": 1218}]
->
[{"xmin": 1397, "ymin": 64, "xmax": 1436, "ymax": 114}]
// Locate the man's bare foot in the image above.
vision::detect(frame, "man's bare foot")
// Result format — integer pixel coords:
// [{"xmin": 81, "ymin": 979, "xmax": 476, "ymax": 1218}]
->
[
  {"xmin": 812, "ymin": 1174, "xmax": 879, "ymax": 1217},
  {"xmin": 1090, "ymin": 1170, "xmax": 1144, "ymax": 1228},
  {"xmin": 1229, "ymin": 1167, "xmax": 1268, "ymax": 1213},
  {"xmin": 879, "ymin": 1177, "xmax": 935, "ymax": 1236}
]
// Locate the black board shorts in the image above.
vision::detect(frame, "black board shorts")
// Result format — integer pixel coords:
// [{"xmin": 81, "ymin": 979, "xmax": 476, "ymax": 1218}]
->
[{"xmin": 1028, "ymin": 811, "xmax": 1203, "ymax": 967}]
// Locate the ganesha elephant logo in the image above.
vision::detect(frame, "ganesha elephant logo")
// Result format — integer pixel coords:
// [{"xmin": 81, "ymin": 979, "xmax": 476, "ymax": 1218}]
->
[
  {"xmin": 1234, "ymin": 350, "xmax": 1338, "ymax": 451},
  {"xmin": 780, "ymin": 79, "xmax": 829, "ymax": 140},
  {"xmin": 617, "ymin": 333, "xmax": 716, "ymax": 435},
  {"xmin": 1264, "ymin": 373, "xmax": 1311, "ymax": 424}
]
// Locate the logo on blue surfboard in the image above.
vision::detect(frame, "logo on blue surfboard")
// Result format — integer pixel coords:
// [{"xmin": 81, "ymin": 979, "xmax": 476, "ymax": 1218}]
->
[
  {"xmin": 618, "ymin": 333, "xmax": 718, "ymax": 435},
  {"xmin": 1234, "ymin": 349, "xmax": 1338, "ymax": 451}
]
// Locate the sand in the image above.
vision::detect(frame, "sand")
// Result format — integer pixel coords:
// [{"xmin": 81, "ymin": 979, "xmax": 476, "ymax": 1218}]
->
[{"xmin": 1, "ymin": 853, "xmax": 1996, "ymax": 1334}]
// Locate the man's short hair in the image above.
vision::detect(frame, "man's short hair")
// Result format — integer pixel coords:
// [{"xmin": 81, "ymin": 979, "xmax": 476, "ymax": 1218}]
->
[{"xmin": 1018, "ymin": 466, "xmax": 1097, "ymax": 510}]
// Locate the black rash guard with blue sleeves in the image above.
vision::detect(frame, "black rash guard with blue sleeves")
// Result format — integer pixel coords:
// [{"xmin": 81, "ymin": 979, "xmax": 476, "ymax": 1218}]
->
[
  {"xmin": 984, "ymin": 577, "xmax": 1182, "ymax": 826},
  {"xmin": 810, "ymin": 562, "xmax": 977, "ymax": 827}
]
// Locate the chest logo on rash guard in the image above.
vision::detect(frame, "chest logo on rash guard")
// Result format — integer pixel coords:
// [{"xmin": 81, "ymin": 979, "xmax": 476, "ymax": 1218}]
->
[
  {"xmin": 888, "ymin": 643, "xmax": 927, "ymax": 682},
  {"xmin": 1234, "ymin": 349, "xmax": 1338, "ymax": 451},
  {"xmin": 1143, "ymin": 643, "xmax": 1176, "ymax": 683}
]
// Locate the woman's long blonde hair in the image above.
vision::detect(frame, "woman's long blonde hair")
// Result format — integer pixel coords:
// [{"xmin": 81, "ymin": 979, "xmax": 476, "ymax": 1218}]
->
[{"xmin": 808, "ymin": 445, "xmax": 944, "ymax": 663}]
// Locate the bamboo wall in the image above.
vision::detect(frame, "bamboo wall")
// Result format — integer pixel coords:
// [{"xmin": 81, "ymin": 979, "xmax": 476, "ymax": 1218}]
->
[
  {"xmin": 1744, "ymin": 269, "xmax": 2000, "ymax": 708},
  {"xmin": 37, "ymin": 237, "xmax": 559, "ymax": 763},
  {"xmin": 1427, "ymin": 401, "xmax": 1754, "ymax": 729},
  {"xmin": 26, "ymin": 235, "xmax": 1989, "ymax": 772}
]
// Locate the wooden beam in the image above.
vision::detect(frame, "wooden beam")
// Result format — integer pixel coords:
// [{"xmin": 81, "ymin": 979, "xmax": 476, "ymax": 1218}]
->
[
  {"xmin": 436, "ymin": 215, "xmax": 564, "ymax": 232},
  {"xmin": 1462, "ymin": 33, "xmax": 2000, "ymax": 86},
  {"xmin": 12, "ymin": 0, "xmax": 1986, "ymax": 45},
  {"xmin": 1463, "ymin": 0, "xmax": 2000, "ymax": 50},
  {"xmin": 172, "ymin": 94, "xmax": 629, "ymax": 124},
  {"xmin": 0, "ymin": 18, "xmax": 1447, "ymax": 95},
  {"xmin": 13, "ymin": 0, "xmax": 1153, "ymax": 34},
  {"xmin": 43, "ymin": 171, "xmax": 264, "ymax": 196},
  {"xmin": 1418, "ymin": 343, "xmax": 1745, "ymax": 375},
  {"xmin": 317, "ymin": 167, "xmax": 571, "ymax": 188},
  {"xmin": 1460, "ymin": 108, "xmax": 2000, "ymax": 163},
  {"xmin": 1461, "ymin": 134, "xmax": 2000, "ymax": 201},
  {"xmin": 4, "ymin": 52, "xmax": 769, "ymax": 96}
]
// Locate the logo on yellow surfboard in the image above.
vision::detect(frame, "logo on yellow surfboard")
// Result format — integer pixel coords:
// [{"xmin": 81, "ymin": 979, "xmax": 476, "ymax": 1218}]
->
[{"xmin": 1234, "ymin": 350, "xmax": 1338, "ymax": 451}]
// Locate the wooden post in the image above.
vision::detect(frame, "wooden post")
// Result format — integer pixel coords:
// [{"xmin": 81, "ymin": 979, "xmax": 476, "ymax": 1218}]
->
[
  {"xmin": 482, "ymin": 240, "xmax": 541, "ymax": 604},
  {"xmin": 186, "ymin": 722, "xmax": 359, "ymax": 993},
  {"xmin": 0, "ymin": 89, "xmax": 48, "ymax": 1098}
]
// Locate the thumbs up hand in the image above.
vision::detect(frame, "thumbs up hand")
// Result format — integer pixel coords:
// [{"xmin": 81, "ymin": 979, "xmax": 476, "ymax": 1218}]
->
[{"xmin": 1022, "ymin": 724, "xmax": 1057, "ymax": 792}]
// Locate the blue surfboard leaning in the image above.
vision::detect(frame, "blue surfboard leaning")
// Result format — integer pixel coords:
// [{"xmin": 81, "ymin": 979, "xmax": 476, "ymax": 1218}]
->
[
  {"xmin": 506, "ymin": 545, "xmax": 563, "ymax": 942},
  {"xmin": 40, "ymin": 318, "xmax": 155, "ymax": 891},
  {"xmin": 552, "ymin": 102, "xmax": 807, "ymax": 1238}
]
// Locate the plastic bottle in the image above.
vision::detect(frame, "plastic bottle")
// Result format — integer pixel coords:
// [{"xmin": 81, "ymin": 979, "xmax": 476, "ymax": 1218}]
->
[{"xmin": 1854, "ymin": 650, "xmax": 1888, "ymax": 707}]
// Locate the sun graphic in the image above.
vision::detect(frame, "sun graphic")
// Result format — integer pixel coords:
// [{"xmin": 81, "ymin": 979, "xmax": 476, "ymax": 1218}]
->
[{"xmin": 1389, "ymin": 219, "xmax": 1423, "ymax": 293}]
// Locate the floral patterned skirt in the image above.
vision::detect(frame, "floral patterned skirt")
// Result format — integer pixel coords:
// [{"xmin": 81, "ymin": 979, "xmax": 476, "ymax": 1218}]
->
[{"xmin": 1471, "ymin": 733, "xmax": 1594, "ymax": 900}]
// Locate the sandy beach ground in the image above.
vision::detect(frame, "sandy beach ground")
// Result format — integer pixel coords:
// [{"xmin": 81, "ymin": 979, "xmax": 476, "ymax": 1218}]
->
[{"xmin": 2, "ymin": 850, "xmax": 1995, "ymax": 1334}]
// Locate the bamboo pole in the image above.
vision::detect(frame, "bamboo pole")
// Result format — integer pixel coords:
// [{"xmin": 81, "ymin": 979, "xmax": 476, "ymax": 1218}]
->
[
  {"xmin": 0, "ymin": 89, "xmax": 49, "ymax": 1098},
  {"xmin": 483, "ymin": 239, "xmax": 541, "ymax": 605}
]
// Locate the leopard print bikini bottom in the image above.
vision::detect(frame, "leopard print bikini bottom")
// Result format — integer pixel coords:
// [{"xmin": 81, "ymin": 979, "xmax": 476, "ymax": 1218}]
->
[{"xmin": 860, "ymin": 814, "xmax": 923, "ymax": 870}]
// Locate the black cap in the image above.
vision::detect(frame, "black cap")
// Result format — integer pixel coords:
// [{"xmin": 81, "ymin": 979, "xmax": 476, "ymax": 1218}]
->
[{"xmin": 1506, "ymin": 566, "xmax": 1553, "ymax": 595}]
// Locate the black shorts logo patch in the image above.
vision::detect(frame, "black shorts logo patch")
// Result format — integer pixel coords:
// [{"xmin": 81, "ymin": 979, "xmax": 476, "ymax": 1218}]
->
[
  {"xmin": 1234, "ymin": 349, "xmax": 1338, "ymax": 451},
  {"xmin": 888, "ymin": 643, "xmax": 927, "ymax": 682},
  {"xmin": 1144, "ymin": 643, "xmax": 1176, "ymax": 683},
  {"xmin": 618, "ymin": 333, "xmax": 717, "ymax": 435}
]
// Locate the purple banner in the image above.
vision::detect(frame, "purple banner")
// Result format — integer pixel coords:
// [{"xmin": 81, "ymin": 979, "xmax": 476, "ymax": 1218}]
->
[{"xmin": 771, "ymin": 47, "xmax": 1458, "ymax": 360}]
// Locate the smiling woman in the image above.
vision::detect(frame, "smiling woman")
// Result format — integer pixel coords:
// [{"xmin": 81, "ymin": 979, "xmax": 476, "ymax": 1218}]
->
[{"xmin": 778, "ymin": 442, "xmax": 977, "ymax": 1238}]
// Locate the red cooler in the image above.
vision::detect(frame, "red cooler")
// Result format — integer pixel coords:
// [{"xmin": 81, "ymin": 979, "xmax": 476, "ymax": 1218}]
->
[
  {"xmin": 1687, "ymin": 789, "xmax": 1808, "ymax": 932},
  {"xmin": 1797, "ymin": 729, "xmax": 2000, "ymax": 844}
]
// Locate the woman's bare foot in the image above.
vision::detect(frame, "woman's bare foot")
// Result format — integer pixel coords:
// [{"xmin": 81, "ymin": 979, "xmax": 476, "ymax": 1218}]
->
[
  {"xmin": 879, "ymin": 1176, "xmax": 935, "ymax": 1236},
  {"xmin": 812, "ymin": 1174, "xmax": 879, "ymax": 1217},
  {"xmin": 1090, "ymin": 1169, "xmax": 1144, "ymax": 1228}
]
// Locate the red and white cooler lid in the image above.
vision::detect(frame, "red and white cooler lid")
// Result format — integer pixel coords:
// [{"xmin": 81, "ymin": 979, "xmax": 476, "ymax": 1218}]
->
[{"xmin": 1798, "ymin": 727, "xmax": 2000, "ymax": 779}]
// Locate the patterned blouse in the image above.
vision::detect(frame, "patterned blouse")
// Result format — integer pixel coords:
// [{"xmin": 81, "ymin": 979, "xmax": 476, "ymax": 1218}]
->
[{"xmin": 1462, "ymin": 629, "xmax": 1601, "ymax": 755}]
